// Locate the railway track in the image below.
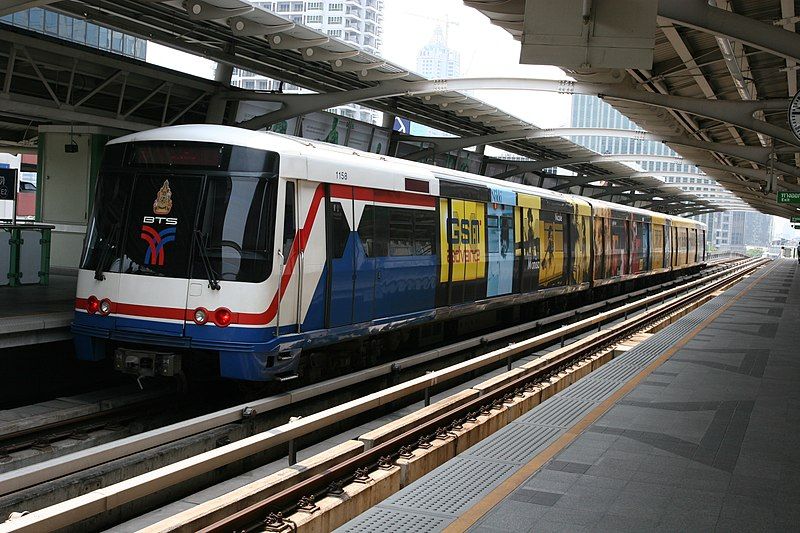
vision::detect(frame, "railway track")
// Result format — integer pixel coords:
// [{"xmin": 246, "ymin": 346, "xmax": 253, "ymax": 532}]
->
[
  {"xmin": 0, "ymin": 259, "xmax": 738, "ymax": 476},
  {"xmin": 0, "ymin": 256, "xmax": 764, "ymax": 532},
  {"xmin": 198, "ymin": 256, "xmax": 769, "ymax": 533}
]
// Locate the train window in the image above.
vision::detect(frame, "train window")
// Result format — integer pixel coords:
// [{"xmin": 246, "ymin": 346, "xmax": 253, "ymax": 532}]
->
[
  {"xmin": 193, "ymin": 175, "xmax": 275, "ymax": 282},
  {"xmin": 358, "ymin": 205, "xmax": 375, "ymax": 257},
  {"xmin": 389, "ymin": 208, "xmax": 414, "ymax": 256},
  {"xmin": 282, "ymin": 182, "xmax": 295, "ymax": 262},
  {"xmin": 487, "ymin": 216, "xmax": 499, "ymax": 254},
  {"xmin": 328, "ymin": 201, "xmax": 350, "ymax": 259},
  {"xmin": 414, "ymin": 210, "xmax": 436, "ymax": 256},
  {"xmin": 609, "ymin": 219, "xmax": 627, "ymax": 276},
  {"xmin": 81, "ymin": 172, "xmax": 133, "ymax": 272}
]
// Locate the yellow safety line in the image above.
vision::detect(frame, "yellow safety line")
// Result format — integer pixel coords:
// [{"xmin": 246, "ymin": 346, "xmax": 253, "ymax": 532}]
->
[{"xmin": 444, "ymin": 261, "xmax": 774, "ymax": 532}]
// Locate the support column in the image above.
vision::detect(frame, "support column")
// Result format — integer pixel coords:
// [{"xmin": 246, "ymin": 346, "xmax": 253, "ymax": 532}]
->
[{"xmin": 206, "ymin": 61, "xmax": 234, "ymax": 125}]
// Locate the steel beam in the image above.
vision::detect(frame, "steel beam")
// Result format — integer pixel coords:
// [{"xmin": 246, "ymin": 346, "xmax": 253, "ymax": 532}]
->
[
  {"xmin": 658, "ymin": 0, "xmax": 800, "ymax": 63},
  {"xmin": 229, "ymin": 77, "xmax": 795, "ymax": 148}
]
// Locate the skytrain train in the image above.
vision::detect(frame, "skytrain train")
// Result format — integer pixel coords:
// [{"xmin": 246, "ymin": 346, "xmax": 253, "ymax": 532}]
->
[{"xmin": 72, "ymin": 125, "xmax": 706, "ymax": 382}]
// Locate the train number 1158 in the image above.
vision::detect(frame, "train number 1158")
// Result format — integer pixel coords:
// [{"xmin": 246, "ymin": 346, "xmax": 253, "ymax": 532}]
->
[{"xmin": 335, "ymin": 171, "xmax": 348, "ymax": 181}]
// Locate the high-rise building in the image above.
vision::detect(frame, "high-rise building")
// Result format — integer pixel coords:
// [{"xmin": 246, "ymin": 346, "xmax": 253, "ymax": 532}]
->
[
  {"xmin": 1, "ymin": 8, "xmax": 147, "ymax": 60},
  {"xmin": 233, "ymin": 1, "xmax": 384, "ymax": 125},
  {"xmin": 570, "ymin": 94, "xmax": 773, "ymax": 249},
  {"xmin": 416, "ymin": 26, "xmax": 460, "ymax": 78},
  {"xmin": 410, "ymin": 25, "xmax": 460, "ymax": 137}
]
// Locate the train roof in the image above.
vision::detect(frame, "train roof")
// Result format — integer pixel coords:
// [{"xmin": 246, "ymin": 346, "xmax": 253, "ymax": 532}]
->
[{"xmin": 108, "ymin": 125, "xmax": 704, "ymax": 228}]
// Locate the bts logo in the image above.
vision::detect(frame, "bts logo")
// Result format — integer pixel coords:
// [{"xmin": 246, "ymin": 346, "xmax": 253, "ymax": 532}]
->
[
  {"xmin": 447, "ymin": 217, "xmax": 481, "ymax": 245},
  {"xmin": 140, "ymin": 225, "xmax": 176, "ymax": 266}
]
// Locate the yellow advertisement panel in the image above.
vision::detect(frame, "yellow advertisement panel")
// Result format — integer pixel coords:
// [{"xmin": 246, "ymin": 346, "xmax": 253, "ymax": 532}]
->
[
  {"xmin": 652, "ymin": 224, "xmax": 664, "ymax": 269},
  {"xmin": 573, "ymin": 214, "xmax": 592, "ymax": 284},
  {"xmin": 538, "ymin": 210, "xmax": 566, "ymax": 287},
  {"xmin": 443, "ymin": 199, "xmax": 486, "ymax": 283}
]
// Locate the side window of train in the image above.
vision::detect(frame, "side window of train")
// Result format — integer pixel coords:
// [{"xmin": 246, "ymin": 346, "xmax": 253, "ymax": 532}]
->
[
  {"xmin": 282, "ymin": 182, "xmax": 295, "ymax": 262},
  {"xmin": 329, "ymin": 201, "xmax": 351, "ymax": 259},
  {"xmin": 389, "ymin": 208, "xmax": 414, "ymax": 256},
  {"xmin": 358, "ymin": 205, "xmax": 388, "ymax": 257},
  {"xmin": 358, "ymin": 204, "xmax": 375, "ymax": 256},
  {"xmin": 414, "ymin": 210, "xmax": 436, "ymax": 256}
]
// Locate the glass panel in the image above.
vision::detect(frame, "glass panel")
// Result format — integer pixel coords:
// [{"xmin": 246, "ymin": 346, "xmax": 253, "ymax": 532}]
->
[
  {"xmin": 388, "ymin": 208, "xmax": 413, "ymax": 257},
  {"xmin": 329, "ymin": 201, "xmax": 350, "ymax": 259},
  {"xmin": 358, "ymin": 204, "xmax": 375, "ymax": 257},
  {"xmin": 80, "ymin": 173, "xmax": 133, "ymax": 271},
  {"xmin": 26, "ymin": 9, "xmax": 42, "ymax": 29},
  {"xmin": 44, "ymin": 11, "xmax": 57, "ymax": 34},
  {"xmin": 98, "ymin": 27, "xmax": 110, "ymax": 49},
  {"xmin": 85, "ymin": 23, "xmax": 99, "ymax": 47},
  {"xmin": 111, "ymin": 31, "xmax": 123, "ymax": 52},
  {"xmin": 194, "ymin": 175, "xmax": 275, "ymax": 282},
  {"xmin": 282, "ymin": 182, "xmax": 295, "ymax": 260},
  {"xmin": 58, "ymin": 15, "xmax": 72, "ymax": 39},
  {"xmin": 414, "ymin": 209, "xmax": 436, "ymax": 256},
  {"xmin": 72, "ymin": 18, "xmax": 85, "ymax": 42},
  {"xmin": 124, "ymin": 34, "xmax": 135, "ymax": 56}
]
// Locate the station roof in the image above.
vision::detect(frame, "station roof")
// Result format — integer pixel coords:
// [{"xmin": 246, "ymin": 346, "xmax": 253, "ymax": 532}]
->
[
  {"xmin": 0, "ymin": 0, "xmax": 715, "ymax": 214},
  {"xmin": 464, "ymin": 0, "xmax": 800, "ymax": 219}
]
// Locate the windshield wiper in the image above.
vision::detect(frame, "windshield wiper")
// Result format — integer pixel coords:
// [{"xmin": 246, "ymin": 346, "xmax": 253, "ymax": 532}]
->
[
  {"xmin": 94, "ymin": 224, "xmax": 120, "ymax": 281},
  {"xmin": 193, "ymin": 230, "xmax": 221, "ymax": 290}
]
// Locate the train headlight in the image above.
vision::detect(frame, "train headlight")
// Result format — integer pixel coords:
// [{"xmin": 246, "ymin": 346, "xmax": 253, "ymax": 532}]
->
[
  {"xmin": 193, "ymin": 308, "xmax": 208, "ymax": 325},
  {"xmin": 99, "ymin": 299, "xmax": 112, "ymax": 316},
  {"xmin": 214, "ymin": 307, "xmax": 232, "ymax": 327},
  {"xmin": 86, "ymin": 295, "xmax": 100, "ymax": 315}
]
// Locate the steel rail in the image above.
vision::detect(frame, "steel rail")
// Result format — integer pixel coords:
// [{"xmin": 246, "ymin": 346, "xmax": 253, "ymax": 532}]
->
[
  {"xmin": 200, "ymin": 258, "xmax": 768, "ymax": 533},
  {"xmin": 0, "ymin": 262, "xmax": 738, "ymax": 498},
  {"xmin": 0, "ymin": 258, "xmax": 764, "ymax": 532}
]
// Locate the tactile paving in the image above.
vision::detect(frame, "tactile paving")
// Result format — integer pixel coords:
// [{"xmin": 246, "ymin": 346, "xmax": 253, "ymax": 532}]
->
[
  {"xmin": 464, "ymin": 424, "xmax": 561, "ymax": 464},
  {"xmin": 335, "ymin": 508, "xmax": 450, "ymax": 533},
  {"xmin": 515, "ymin": 397, "xmax": 596, "ymax": 427},
  {"xmin": 339, "ymin": 264, "xmax": 770, "ymax": 533},
  {"xmin": 560, "ymin": 377, "xmax": 624, "ymax": 402},
  {"xmin": 385, "ymin": 457, "xmax": 514, "ymax": 515}
]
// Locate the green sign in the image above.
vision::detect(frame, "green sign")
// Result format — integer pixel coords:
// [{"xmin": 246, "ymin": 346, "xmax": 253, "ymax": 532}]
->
[
  {"xmin": 778, "ymin": 191, "xmax": 800, "ymax": 203},
  {"xmin": 792, "ymin": 217, "xmax": 800, "ymax": 223}
]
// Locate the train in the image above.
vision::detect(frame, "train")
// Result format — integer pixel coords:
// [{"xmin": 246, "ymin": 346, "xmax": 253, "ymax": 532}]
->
[{"xmin": 72, "ymin": 125, "xmax": 706, "ymax": 382}]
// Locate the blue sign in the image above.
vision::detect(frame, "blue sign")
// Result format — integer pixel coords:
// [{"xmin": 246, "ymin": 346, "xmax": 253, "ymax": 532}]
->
[{"xmin": 393, "ymin": 117, "xmax": 411, "ymax": 134}]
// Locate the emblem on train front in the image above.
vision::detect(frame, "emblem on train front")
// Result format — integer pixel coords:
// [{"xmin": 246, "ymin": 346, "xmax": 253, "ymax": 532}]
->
[{"xmin": 153, "ymin": 180, "xmax": 173, "ymax": 215}]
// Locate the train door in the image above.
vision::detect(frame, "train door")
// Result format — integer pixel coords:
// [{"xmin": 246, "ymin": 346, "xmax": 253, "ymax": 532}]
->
[
  {"xmin": 352, "ymin": 195, "xmax": 376, "ymax": 323},
  {"xmin": 487, "ymin": 202, "xmax": 514, "ymax": 297},
  {"xmin": 325, "ymin": 185, "xmax": 356, "ymax": 328}
]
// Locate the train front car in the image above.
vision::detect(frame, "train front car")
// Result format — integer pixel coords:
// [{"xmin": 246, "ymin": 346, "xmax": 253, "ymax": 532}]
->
[{"xmin": 72, "ymin": 127, "xmax": 292, "ymax": 382}]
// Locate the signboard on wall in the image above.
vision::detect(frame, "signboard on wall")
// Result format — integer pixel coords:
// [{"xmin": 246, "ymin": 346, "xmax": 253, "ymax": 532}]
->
[
  {"xmin": 0, "ymin": 168, "xmax": 17, "ymax": 202},
  {"xmin": 777, "ymin": 191, "xmax": 800, "ymax": 204}
]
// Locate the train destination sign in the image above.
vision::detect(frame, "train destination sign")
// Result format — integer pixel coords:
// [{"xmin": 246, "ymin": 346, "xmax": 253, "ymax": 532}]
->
[
  {"xmin": 792, "ymin": 217, "xmax": 800, "ymax": 223},
  {"xmin": 777, "ymin": 191, "xmax": 800, "ymax": 204}
]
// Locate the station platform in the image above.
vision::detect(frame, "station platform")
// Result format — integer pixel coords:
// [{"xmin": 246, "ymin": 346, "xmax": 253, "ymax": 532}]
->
[
  {"xmin": 340, "ymin": 258, "xmax": 799, "ymax": 532},
  {"xmin": 0, "ymin": 271, "xmax": 76, "ymax": 349}
]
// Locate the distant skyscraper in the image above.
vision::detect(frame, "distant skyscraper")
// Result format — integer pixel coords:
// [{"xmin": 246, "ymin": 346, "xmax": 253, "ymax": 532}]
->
[
  {"xmin": 1, "ymin": 7, "xmax": 147, "ymax": 60},
  {"xmin": 232, "ymin": 1, "xmax": 384, "ymax": 125},
  {"xmin": 416, "ymin": 26, "xmax": 460, "ymax": 78},
  {"xmin": 411, "ymin": 25, "xmax": 460, "ymax": 137},
  {"xmin": 570, "ymin": 94, "xmax": 772, "ymax": 249}
]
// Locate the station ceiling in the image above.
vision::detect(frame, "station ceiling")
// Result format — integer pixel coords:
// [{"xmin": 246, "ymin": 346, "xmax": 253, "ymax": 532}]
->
[
  {"xmin": 464, "ymin": 0, "xmax": 800, "ymax": 219},
  {"xmin": 0, "ymin": 0, "xmax": 755, "ymax": 216}
]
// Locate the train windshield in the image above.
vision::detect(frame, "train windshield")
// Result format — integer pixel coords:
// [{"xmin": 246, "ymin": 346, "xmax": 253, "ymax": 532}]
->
[{"xmin": 81, "ymin": 142, "xmax": 280, "ymax": 283}]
